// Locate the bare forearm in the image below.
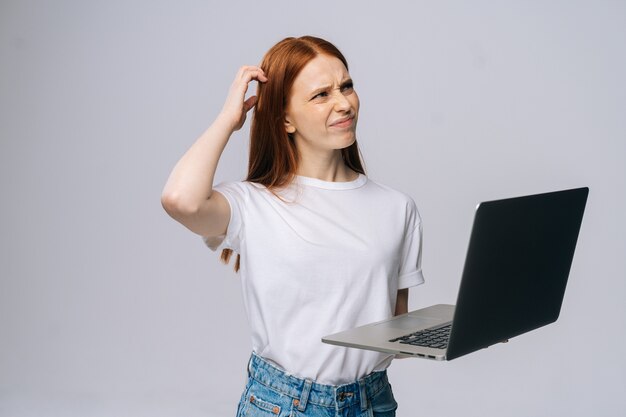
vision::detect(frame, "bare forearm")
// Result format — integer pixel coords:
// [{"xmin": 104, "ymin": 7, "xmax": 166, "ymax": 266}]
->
[
  {"xmin": 161, "ymin": 115, "xmax": 234, "ymax": 211},
  {"xmin": 162, "ymin": 66, "xmax": 267, "ymax": 216}
]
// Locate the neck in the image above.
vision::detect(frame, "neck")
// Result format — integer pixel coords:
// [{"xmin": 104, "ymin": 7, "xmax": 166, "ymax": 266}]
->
[{"xmin": 295, "ymin": 148, "xmax": 357, "ymax": 182}]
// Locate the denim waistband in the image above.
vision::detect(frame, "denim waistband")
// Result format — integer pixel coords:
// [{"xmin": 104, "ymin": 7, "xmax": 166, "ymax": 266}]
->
[{"xmin": 247, "ymin": 352, "xmax": 389, "ymax": 411}]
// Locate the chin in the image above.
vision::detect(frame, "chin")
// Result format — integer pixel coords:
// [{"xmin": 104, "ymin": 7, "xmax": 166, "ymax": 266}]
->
[{"xmin": 337, "ymin": 136, "xmax": 356, "ymax": 150}]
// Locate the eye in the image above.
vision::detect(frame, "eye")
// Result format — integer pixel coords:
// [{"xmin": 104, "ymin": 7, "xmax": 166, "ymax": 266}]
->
[
  {"xmin": 312, "ymin": 91, "xmax": 328, "ymax": 100},
  {"xmin": 341, "ymin": 82, "xmax": 354, "ymax": 92}
]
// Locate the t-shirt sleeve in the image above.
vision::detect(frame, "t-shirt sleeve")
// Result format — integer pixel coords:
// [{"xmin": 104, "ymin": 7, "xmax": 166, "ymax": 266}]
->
[
  {"xmin": 397, "ymin": 205, "xmax": 425, "ymax": 290},
  {"xmin": 202, "ymin": 181, "xmax": 248, "ymax": 253}
]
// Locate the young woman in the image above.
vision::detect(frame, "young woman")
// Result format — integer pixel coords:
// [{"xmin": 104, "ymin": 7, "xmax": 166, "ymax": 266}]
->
[{"xmin": 162, "ymin": 36, "xmax": 424, "ymax": 417}]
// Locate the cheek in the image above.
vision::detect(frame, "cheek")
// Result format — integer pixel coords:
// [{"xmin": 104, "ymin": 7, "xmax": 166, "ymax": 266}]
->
[
  {"xmin": 309, "ymin": 107, "xmax": 331, "ymax": 128},
  {"xmin": 352, "ymin": 93, "xmax": 360, "ymax": 112}
]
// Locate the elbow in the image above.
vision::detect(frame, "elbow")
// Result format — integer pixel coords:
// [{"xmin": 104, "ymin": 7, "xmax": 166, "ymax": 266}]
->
[{"xmin": 161, "ymin": 192, "xmax": 199, "ymax": 219}]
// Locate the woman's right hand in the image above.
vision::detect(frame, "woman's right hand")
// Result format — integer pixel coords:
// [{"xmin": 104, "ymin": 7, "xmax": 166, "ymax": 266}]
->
[{"xmin": 218, "ymin": 65, "xmax": 268, "ymax": 133}]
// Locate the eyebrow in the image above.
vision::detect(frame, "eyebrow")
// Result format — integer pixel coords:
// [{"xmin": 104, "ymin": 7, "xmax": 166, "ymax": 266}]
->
[{"xmin": 308, "ymin": 78, "xmax": 353, "ymax": 98}]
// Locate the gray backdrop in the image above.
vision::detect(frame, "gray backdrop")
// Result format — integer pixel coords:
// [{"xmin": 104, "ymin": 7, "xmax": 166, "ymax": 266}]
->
[{"xmin": 1, "ymin": 1, "xmax": 625, "ymax": 416}]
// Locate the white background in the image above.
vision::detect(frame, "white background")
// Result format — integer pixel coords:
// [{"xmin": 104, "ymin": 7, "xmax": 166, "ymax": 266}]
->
[{"xmin": 1, "ymin": 1, "xmax": 625, "ymax": 416}]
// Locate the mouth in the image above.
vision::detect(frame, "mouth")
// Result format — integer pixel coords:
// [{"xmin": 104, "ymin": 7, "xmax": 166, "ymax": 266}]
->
[{"xmin": 330, "ymin": 116, "xmax": 355, "ymax": 128}]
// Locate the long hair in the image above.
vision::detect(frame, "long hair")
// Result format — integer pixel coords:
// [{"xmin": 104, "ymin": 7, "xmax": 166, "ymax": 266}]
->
[{"xmin": 221, "ymin": 36, "xmax": 366, "ymax": 272}]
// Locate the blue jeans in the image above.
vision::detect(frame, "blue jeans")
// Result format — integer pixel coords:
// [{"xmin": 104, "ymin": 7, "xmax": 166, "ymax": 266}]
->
[{"xmin": 236, "ymin": 353, "xmax": 398, "ymax": 417}]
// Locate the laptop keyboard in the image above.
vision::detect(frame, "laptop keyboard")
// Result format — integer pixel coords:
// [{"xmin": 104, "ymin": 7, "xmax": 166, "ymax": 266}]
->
[{"xmin": 389, "ymin": 323, "xmax": 452, "ymax": 349}]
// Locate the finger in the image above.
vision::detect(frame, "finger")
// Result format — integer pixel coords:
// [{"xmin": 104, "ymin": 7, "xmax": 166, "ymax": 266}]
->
[
  {"xmin": 252, "ymin": 66, "xmax": 268, "ymax": 82},
  {"xmin": 238, "ymin": 66, "xmax": 268, "ymax": 83},
  {"xmin": 240, "ymin": 65, "xmax": 265, "ymax": 75},
  {"xmin": 237, "ymin": 65, "xmax": 259, "ymax": 78},
  {"xmin": 243, "ymin": 70, "xmax": 268, "ymax": 84},
  {"xmin": 243, "ymin": 95, "xmax": 258, "ymax": 112}
]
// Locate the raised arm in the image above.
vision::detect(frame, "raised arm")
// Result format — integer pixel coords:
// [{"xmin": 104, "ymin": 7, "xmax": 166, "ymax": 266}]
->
[{"xmin": 161, "ymin": 66, "xmax": 267, "ymax": 237}]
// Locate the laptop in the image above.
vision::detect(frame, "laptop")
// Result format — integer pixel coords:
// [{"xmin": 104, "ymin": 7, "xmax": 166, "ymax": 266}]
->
[{"xmin": 322, "ymin": 187, "xmax": 589, "ymax": 361}]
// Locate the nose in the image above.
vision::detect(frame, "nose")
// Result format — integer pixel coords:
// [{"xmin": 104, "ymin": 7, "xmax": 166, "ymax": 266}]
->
[{"xmin": 332, "ymin": 90, "xmax": 352, "ymax": 112}]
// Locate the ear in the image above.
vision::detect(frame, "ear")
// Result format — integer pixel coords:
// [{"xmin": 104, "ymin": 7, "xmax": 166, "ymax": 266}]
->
[{"xmin": 284, "ymin": 114, "xmax": 296, "ymax": 134}]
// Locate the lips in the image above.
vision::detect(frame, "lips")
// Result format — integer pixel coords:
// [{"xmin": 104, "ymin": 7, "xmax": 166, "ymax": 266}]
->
[{"xmin": 330, "ymin": 116, "xmax": 355, "ymax": 127}]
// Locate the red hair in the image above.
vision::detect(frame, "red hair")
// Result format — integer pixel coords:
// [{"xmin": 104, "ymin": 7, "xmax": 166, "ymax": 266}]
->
[{"xmin": 221, "ymin": 36, "xmax": 366, "ymax": 272}]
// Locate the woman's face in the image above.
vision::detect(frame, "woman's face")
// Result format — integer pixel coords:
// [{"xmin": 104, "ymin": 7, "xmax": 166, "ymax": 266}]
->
[{"xmin": 284, "ymin": 54, "xmax": 359, "ymax": 154}]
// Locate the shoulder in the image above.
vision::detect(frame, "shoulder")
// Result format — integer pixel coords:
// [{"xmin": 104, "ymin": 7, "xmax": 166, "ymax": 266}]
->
[
  {"xmin": 213, "ymin": 180, "xmax": 263, "ymax": 198},
  {"xmin": 365, "ymin": 177, "xmax": 419, "ymax": 208},
  {"xmin": 213, "ymin": 180, "xmax": 285, "ymax": 209},
  {"xmin": 365, "ymin": 177, "xmax": 421, "ymax": 226}
]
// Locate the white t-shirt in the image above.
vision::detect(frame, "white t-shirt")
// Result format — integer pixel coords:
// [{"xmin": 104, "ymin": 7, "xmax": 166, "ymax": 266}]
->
[{"xmin": 204, "ymin": 173, "xmax": 424, "ymax": 385}]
